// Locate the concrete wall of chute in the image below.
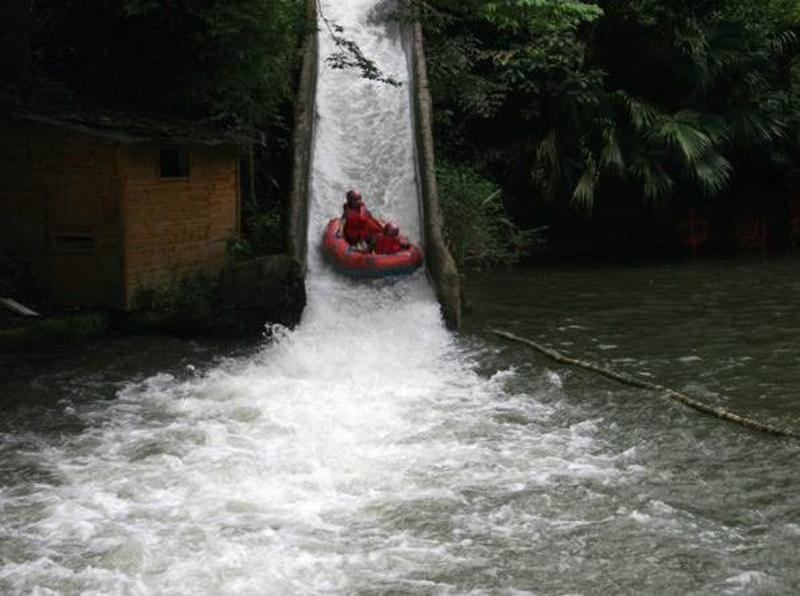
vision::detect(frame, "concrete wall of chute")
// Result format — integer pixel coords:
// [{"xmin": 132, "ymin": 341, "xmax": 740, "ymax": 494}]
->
[
  {"xmin": 287, "ymin": 0, "xmax": 319, "ymax": 269},
  {"xmin": 407, "ymin": 21, "xmax": 462, "ymax": 330}
]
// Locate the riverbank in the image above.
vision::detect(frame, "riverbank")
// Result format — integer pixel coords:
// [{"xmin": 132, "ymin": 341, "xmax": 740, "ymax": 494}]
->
[
  {"xmin": 0, "ymin": 309, "xmax": 251, "ymax": 353},
  {"xmin": 0, "ymin": 253, "xmax": 306, "ymax": 353},
  {"xmin": 0, "ymin": 304, "xmax": 298, "ymax": 353},
  {"xmin": 0, "ymin": 311, "xmax": 109, "ymax": 351}
]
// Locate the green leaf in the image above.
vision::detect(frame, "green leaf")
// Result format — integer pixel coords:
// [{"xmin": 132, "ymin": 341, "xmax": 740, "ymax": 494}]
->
[
  {"xmin": 600, "ymin": 126, "xmax": 624, "ymax": 170},
  {"xmin": 692, "ymin": 151, "xmax": 733, "ymax": 195},
  {"xmin": 653, "ymin": 112, "xmax": 713, "ymax": 164},
  {"xmin": 572, "ymin": 152, "xmax": 598, "ymax": 209}
]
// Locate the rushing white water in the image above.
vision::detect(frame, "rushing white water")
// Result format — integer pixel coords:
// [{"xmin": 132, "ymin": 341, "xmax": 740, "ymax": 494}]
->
[{"xmin": 0, "ymin": 2, "xmax": 634, "ymax": 594}]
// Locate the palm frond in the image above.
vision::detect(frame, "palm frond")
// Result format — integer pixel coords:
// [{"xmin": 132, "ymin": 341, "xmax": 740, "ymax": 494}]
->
[
  {"xmin": 630, "ymin": 155, "xmax": 674, "ymax": 202},
  {"xmin": 699, "ymin": 113, "xmax": 732, "ymax": 145},
  {"xmin": 572, "ymin": 152, "xmax": 598, "ymax": 209},
  {"xmin": 652, "ymin": 111, "xmax": 713, "ymax": 164},
  {"xmin": 626, "ymin": 97, "xmax": 661, "ymax": 131},
  {"xmin": 768, "ymin": 29, "xmax": 798, "ymax": 54},
  {"xmin": 726, "ymin": 105, "xmax": 786, "ymax": 144},
  {"xmin": 600, "ymin": 125, "xmax": 624, "ymax": 170},
  {"xmin": 536, "ymin": 130, "xmax": 560, "ymax": 174},
  {"xmin": 675, "ymin": 18, "xmax": 710, "ymax": 62},
  {"xmin": 691, "ymin": 151, "xmax": 732, "ymax": 195}
]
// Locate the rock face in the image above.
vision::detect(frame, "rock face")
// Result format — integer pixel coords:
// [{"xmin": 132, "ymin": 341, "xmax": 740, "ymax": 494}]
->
[{"xmin": 221, "ymin": 256, "xmax": 306, "ymax": 327}]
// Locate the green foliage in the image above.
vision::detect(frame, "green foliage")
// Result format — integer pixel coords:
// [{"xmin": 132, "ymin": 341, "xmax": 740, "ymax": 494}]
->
[
  {"xmin": 32, "ymin": 0, "xmax": 307, "ymax": 126},
  {"xmin": 229, "ymin": 211, "xmax": 286, "ymax": 261},
  {"xmin": 437, "ymin": 160, "xmax": 543, "ymax": 269},
  {"xmin": 578, "ymin": 97, "xmax": 735, "ymax": 205},
  {"xmin": 248, "ymin": 211, "xmax": 286, "ymax": 256},
  {"xmin": 421, "ymin": 0, "xmax": 800, "ymax": 213},
  {"xmin": 226, "ymin": 235, "xmax": 254, "ymax": 262}
]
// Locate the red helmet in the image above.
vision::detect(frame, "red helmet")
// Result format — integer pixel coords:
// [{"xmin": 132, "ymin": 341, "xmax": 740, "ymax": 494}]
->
[
  {"xmin": 384, "ymin": 222, "xmax": 399, "ymax": 237},
  {"xmin": 346, "ymin": 190, "xmax": 362, "ymax": 205}
]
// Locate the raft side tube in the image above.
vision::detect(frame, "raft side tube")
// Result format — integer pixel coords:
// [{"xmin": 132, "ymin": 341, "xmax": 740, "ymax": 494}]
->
[{"xmin": 322, "ymin": 219, "xmax": 423, "ymax": 279}]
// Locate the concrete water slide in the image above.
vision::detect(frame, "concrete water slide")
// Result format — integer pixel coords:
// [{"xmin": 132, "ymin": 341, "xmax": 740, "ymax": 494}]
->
[{"xmin": 287, "ymin": 0, "xmax": 461, "ymax": 330}]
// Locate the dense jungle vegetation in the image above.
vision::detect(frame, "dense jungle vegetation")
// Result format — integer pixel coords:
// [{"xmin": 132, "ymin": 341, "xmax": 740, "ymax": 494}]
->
[
  {"xmin": 24, "ymin": 0, "xmax": 800, "ymax": 265},
  {"xmin": 421, "ymin": 0, "xmax": 800, "ymax": 263}
]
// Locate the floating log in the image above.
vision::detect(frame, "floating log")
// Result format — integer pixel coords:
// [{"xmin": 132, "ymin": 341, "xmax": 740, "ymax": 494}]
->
[{"xmin": 489, "ymin": 328, "xmax": 799, "ymax": 440}]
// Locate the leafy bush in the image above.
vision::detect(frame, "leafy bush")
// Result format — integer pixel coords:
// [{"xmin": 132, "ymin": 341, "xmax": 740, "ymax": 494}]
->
[
  {"xmin": 226, "ymin": 234, "xmax": 254, "ymax": 262},
  {"xmin": 228, "ymin": 210, "xmax": 286, "ymax": 261},
  {"xmin": 437, "ymin": 160, "xmax": 543, "ymax": 269},
  {"xmin": 247, "ymin": 211, "xmax": 285, "ymax": 256}
]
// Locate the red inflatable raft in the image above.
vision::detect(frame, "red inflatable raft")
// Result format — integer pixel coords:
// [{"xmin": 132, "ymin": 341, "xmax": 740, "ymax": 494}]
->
[{"xmin": 322, "ymin": 218, "xmax": 423, "ymax": 278}]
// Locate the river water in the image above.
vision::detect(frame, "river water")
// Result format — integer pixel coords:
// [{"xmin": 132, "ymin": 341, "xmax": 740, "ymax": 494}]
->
[{"xmin": 2, "ymin": 0, "xmax": 799, "ymax": 593}]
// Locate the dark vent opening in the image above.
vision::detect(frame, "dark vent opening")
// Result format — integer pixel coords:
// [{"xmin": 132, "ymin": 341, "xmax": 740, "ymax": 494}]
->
[
  {"xmin": 160, "ymin": 147, "xmax": 189, "ymax": 178},
  {"xmin": 54, "ymin": 235, "xmax": 95, "ymax": 254}
]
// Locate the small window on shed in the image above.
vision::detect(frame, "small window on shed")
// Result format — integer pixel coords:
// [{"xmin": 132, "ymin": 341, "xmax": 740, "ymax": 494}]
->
[{"xmin": 160, "ymin": 147, "xmax": 189, "ymax": 178}]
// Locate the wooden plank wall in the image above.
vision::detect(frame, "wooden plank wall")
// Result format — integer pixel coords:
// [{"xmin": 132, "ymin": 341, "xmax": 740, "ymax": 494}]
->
[{"xmin": 0, "ymin": 121, "xmax": 123, "ymax": 307}]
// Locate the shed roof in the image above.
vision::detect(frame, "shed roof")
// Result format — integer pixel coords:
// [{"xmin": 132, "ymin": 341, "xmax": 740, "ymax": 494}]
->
[{"xmin": 0, "ymin": 90, "xmax": 259, "ymax": 147}]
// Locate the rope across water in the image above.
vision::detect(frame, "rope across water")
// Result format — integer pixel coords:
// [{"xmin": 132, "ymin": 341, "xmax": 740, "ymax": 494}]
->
[{"xmin": 490, "ymin": 328, "xmax": 800, "ymax": 440}]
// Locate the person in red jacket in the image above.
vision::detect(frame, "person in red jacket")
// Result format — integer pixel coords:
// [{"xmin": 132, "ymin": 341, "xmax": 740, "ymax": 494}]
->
[
  {"xmin": 374, "ymin": 222, "xmax": 410, "ymax": 255},
  {"xmin": 341, "ymin": 189, "xmax": 380, "ymax": 250}
]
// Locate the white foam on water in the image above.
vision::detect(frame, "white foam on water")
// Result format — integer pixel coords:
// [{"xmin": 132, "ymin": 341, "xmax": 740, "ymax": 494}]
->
[
  {"xmin": 1, "ymin": 311, "xmax": 620, "ymax": 593},
  {"xmin": 679, "ymin": 355, "xmax": 703, "ymax": 363},
  {"xmin": 723, "ymin": 570, "xmax": 775, "ymax": 593}
]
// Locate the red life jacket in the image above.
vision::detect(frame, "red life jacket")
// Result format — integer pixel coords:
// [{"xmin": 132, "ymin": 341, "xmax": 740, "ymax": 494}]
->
[
  {"xmin": 374, "ymin": 234, "xmax": 405, "ymax": 255},
  {"xmin": 343, "ymin": 203, "xmax": 371, "ymax": 244}
]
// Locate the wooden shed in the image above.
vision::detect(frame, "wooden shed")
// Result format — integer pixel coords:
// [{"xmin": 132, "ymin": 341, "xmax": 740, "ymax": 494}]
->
[{"xmin": 0, "ymin": 98, "xmax": 248, "ymax": 310}]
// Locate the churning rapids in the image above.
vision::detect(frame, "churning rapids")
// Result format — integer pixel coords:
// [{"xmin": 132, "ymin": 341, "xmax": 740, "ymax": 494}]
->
[{"xmin": 2, "ymin": 1, "xmax": 800, "ymax": 594}]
